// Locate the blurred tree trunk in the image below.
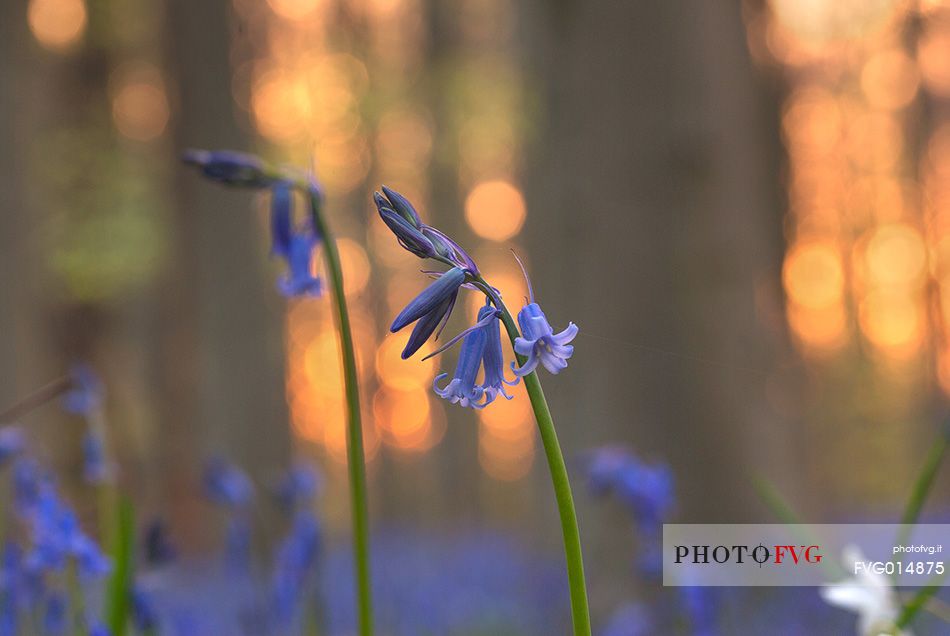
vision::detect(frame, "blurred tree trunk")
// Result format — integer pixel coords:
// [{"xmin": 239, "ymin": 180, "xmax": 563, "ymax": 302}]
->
[
  {"xmin": 0, "ymin": 3, "xmax": 45, "ymax": 403},
  {"xmin": 163, "ymin": 0, "xmax": 289, "ymax": 547},
  {"xmin": 523, "ymin": 0, "xmax": 795, "ymax": 604}
]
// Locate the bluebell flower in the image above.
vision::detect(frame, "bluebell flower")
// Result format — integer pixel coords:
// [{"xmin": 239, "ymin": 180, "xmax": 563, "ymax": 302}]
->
[
  {"xmin": 43, "ymin": 593, "xmax": 66, "ymax": 635},
  {"xmin": 434, "ymin": 322, "xmax": 488, "ymax": 409},
  {"xmin": 0, "ymin": 427, "xmax": 25, "ymax": 467},
  {"xmin": 13, "ymin": 458, "xmax": 42, "ymax": 518},
  {"xmin": 374, "ymin": 191, "xmax": 437, "ymax": 260},
  {"xmin": 585, "ymin": 447, "xmax": 674, "ymax": 534},
  {"xmin": 600, "ymin": 602, "xmax": 655, "ymax": 636},
  {"xmin": 225, "ymin": 517, "xmax": 252, "ymax": 574},
  {"xmin": 73, "ymin": 534, "xmax": 110, "ymax": 581},
  {"xmin": 277, "ymin": 232, "xmax": 323, "ymax": 298},
  {"xmin": 24, "ymin": 483, "xmax": 110, "ymax": 580},
  {"xmin": 82, "ymin": 430, "xmax": 111, "ymax": 484},
  {"xmin": 511, "ymin": 302, "xmax": 577, "ymax": 377},
  {"xmin": 478, "ymin": 304, "xmax": 519, "ymax": 405},
  {"xmin": 270, "ymin": 181, "xmax": 294, "ymax": 258},
  {"xmin": 62, "ymin": 364, "xmax": 103, "ymax": 417},
  {"xmin": 680, "ymin": 586, "xmax": 719, "ymax": 636},
  {"xmin": 375, "ymin": 187, "xmax": 478, "ymax": 272},
  {"xmin": 271, "ymin": 511, "xmax": 321, "ymax": 626},
  {"xmin": 88, "ymin": 622, "xmax": 111, "ymax": 636},
  {"xmin": 204, "ymin": 459, "xmax": 254, "ymax": 510},
  {"xmin": 391, "ymin": 267, "xmax": 467, "ymax": 359},
  {"xmin": 132, "ymin": 584, "xmax": 160, "ymax": 632},
  {"xmin": 183, "ymin": 150, "xmax": 274, "ymax": 188},
  {"xmin": 275, "ymin": 464, "xmax": 320, "ymax": 512},
  {"xmin": 507, "ymin": 257, "xmax": 577, "ymax": 377},
  {"xmin": 143, "ymin": 518, "xmax": 176, "ymax": 567}
]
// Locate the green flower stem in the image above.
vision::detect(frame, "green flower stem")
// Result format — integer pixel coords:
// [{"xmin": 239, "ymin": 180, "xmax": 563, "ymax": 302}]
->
[
  {"xmin": 898, "ymin": 433, "xmax": 948, "ymax": 540},
  {"xmin": 895, "ymin": 430, "xmax": 949, "ymax": 626},
  {"xmin": 307, "ymin": 192, "xmax": 374, "ymax": 636},
  {"xmin": 474, "ymin": 277, "xmax": 591, "ymax": 636}
]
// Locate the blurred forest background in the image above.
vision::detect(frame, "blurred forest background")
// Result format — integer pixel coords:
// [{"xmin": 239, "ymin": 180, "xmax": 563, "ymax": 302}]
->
[{"xmin": 3, "ymin": 0, "xmax": 950, "ymax": 623}]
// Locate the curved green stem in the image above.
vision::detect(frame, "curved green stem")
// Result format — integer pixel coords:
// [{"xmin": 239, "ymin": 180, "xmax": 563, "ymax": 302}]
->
[
  {"xmin": 308, "ymin": 192, "xmax": 374, "ymax": 636},
  {"xmin": 474, "ymin": 277, "xmax": 591, "ymax": 636}
]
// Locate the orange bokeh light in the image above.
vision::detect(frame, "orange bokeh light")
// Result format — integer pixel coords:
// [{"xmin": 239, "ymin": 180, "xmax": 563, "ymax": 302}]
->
[
  {"xmin": 375, "ymin": 333, "xmax": 437, "ymax": 390},
  {"xmin": 786, "ymin": 303, "xmax": 848, "ymax": 351},
  {"xmin": 860, "ymin": 49, "xmax": 919, "ymax": 111},
  {"xmin": 373, "ymin": 386, "xmax": 443, "ymax": 451},
  {"xmin": 112, "ymin": 74, "xmax": 170, "ymax": 142},
  {"xmin": 859, "ymin": 290, "xmax": 924, "ymax": 355},
  {"xmin": 919, "ymin": 27, "xmax": 950, "ymax": 97},
  {"xmin": 783, "ymin": 240, "xmax": 845, "ymax": 309},
  {"xmin": 863, "ymin": 223, "xmax": 927, "ymax": 288},
  {"xmin": 464, "ymin": 180, "xmax": 527, "ymax": 242},
  {"xmin": 267, "ymin": 0, "xmax": 328, "ymax": 21},
  {"xmin": 337, "ymin": 238, "xmax": 371, "ymax": 296},
  {"xmin": 28, "ymin": 0, "xmax": 86, "ymax": 51}
]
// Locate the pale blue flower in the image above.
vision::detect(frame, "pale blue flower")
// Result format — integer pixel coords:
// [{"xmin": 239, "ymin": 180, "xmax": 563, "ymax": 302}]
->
[
  {"xmin": 434, "ymin": 324, "xmax": 488, "ymax": 409},
  {"xmin": 512, "ymin": 302, "xmax": 577, "ymax": 376},
  {"xmin": 478, "ymin": 304, "xmax": 519, "ymax": 405},
  {"xmin": 509, "ymin": 257, "xmax": 577, "ymax": 377}
]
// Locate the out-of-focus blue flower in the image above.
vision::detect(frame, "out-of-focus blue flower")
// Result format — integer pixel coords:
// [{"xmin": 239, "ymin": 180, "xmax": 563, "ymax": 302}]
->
[
  {"xmin": 132, "ymin": 584, "xmax": 160, "ymax": 632},
  {"xmin": 24, "ymin": 482, "xmax": 110, "ymax": 581},
  {"xmin": 374, "ymin": 187, "xmax": 478, "ymax": 273},
  {"xmin": 600, "ymin": 602, "xmax": 655, "ymax": 636},
  {"xmin": 270, "ymin": 181, "xmax": 294, "ymax": 258},
  {"xmin": 275, "ymin": 465, "xmax": 320, "ymax": 512},
  {"xmin": 271, "ymin": 511, "xmax": 321, "ymax": 626},
  {"xmin": 0, "ymin": 427, "xmax": 25, "ymax": 467},
  {"xmin": 277, "ymin": 232, "xmax": 323, "ymax": 298},
  {"xmin": 512, "ymin": 303, "xmax": 577, "ymax": 377},
  {"xmin": 680, "ymin": 586, "xmax": 719, "ymax": 636},
  {"xmin": 143, "ymin": 519, "xmax": 176, "ymax": 567},
  {"xmin": 82, "ymin": 430, "xmax": 111, "ymax": 484},
  {"xmin": 73, "ymin": 534, "xmax": 110, "ymax": 581},
  {"xmin": 43, "ymin": 592, "xmax": 66, "ymax": 635},
  {"xmin": 225, "ymin": 518, "xmax": 251, "ymax": 574},
  {"xmin": 62, "ymin": 364, "xmax": 103, "ymax": 417},
  {"xmin": 0, "ymin": 543, "xmax": 20, "ymax": 636},
  {"xmin": 183, "ymin": 150, "xmax": 274, "ymax": 189},
  {"xmin": 390, "ymin": 267, "xmax": 467, "ymax": 359},
  {"xmin": 267, "ymin": 179, "xmax": 323, "ymax": 299},
  {"xmin": 434, "ymin": 322, "xmax": 488, "ymax": 409},
  {"xmin": 585, "ymin": 447, "xmax": 674, "ymax": 533},
  {"xmin": 204, "ymin": 459, "xmax": 254, "ymax": 510},
  {"xmin": 13, "ymin": 458, "xmax": 42, "ymax": 518},
  {"xmin": 88, "ymin": 621, "xmax": 111, "ymax": 636}
]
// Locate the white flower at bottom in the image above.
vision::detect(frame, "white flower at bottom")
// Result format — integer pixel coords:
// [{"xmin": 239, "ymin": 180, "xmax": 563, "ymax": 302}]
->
[{"xmin": 820, "ymin": 546, "xmax": 912, "ymax": 636}]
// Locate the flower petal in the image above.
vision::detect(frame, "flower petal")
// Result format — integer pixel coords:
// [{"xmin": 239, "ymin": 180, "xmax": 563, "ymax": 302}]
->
[
  {"xmin": 390, "ymin": 267, "xmax": 466, "ymax": 332},
  {"xmin": 512, "ymin": 348, "xmax": 540, "ymax": 377},
  {"xmin": 552, "ymin": 322, "xmax": 578, "ymax": 346}
]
